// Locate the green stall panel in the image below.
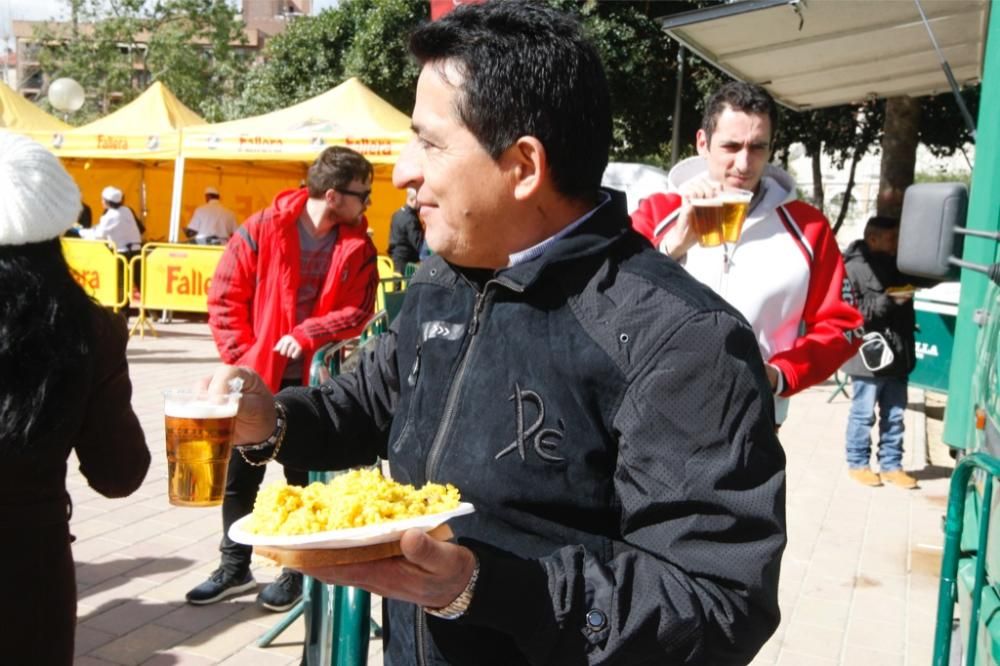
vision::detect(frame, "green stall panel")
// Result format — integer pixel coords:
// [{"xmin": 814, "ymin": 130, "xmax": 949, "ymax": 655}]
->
[{"xmin": 912, "ymin": 282, "xmax": 959, "ymax": 393}]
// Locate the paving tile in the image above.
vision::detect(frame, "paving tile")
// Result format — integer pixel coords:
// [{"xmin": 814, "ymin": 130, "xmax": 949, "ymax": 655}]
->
[
  {"xmin": 799, "ymin": 572, "xmax": 856, "ymax": 604},
  {"xmin": 75, "ymin": 623, "xmax": 117, "ymax": 656},
  {"xmin": 77, "ymin": 555, "xmax": 149, "ymax": 586},
  {"xmin": 74, "ymin": 657, "xmax": 121, "ymax": 666},
  {"xmin": 851, "ymin": 595, "xmax": 907, "ymax": 627},
  {"xmin": 775, "ymin": 648, "xmax": 838, "ymax": 665},
  {"xmin": 83, "ymin": 597, "xmax": 182, "ymax": 637},
  {"xmin": 790, "ymin": 595, "xmax": 851, "ymax": 631},
  {"xmin": 845, "ymin": 616, "xmax": 906, "ymax": 653},
  {"xmin": 841, "ymin": 645, "xmax": 904, "ymax": 664},
  {"xmin": 142, "ymin": 651, "xmax": 221, "ymax": 665},
  {"xmin": 180, "ymin": 614, "xmax": 280, "ymax": 661},
  {"xmin": 779, "ymin": 619, "xmax": 843, "ymax": 661},
  {"xmin": 217, "ymin": 648, "xmax": 300, "ymax": 665},
  {"xmin": 156, "ymin": 599, "xmax": 247, "ymax": 633},
  {"xmin": 92, "ymin": 623, "xmax": 190, "ymax": 666}
]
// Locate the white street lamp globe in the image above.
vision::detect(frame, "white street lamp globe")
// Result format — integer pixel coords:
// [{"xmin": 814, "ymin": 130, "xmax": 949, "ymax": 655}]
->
[{"xmin": 48, "ymin": 78, "xmax": 86, "ymax": 113}]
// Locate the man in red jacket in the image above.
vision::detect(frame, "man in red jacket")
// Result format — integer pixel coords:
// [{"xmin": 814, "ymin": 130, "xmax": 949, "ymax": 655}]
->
[
  {"xmin": 632, "ymin": 81, "xmax": 863, "ymax": 426},
  {"xmin": 187, "ymin": 146, "xmax": 379, "ymax": 610}
]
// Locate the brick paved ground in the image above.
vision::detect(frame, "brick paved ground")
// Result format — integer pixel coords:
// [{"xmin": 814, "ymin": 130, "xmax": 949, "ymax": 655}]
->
[{"xmin": 68, "ymin": 317, "xmax": 951, "ymax": 665}]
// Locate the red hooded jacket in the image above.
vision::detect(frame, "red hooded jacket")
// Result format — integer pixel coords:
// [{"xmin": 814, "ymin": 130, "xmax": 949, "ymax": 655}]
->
[{"xmin": 208, "ymin": 188, "xmax": 378, "ymax": 391}]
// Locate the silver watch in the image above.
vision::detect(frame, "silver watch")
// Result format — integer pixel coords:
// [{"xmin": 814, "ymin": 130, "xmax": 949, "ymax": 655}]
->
[{"xmin": 424, "ymin": 555, "xmax": 480, "ymax": 620}]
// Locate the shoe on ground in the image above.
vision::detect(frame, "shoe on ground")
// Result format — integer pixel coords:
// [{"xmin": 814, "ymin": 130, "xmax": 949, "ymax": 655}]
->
[
  {"xmin": 881, "ymin": 469, "xmax": 919, "ymax": 489},
  {"xmin": 186, "ymin": 567, "xmax": 256, "ymax": 605},
  {"xmin": 848, "ymin": 467, "xmax": 883, "ymax": 487},
  {"xmin": 258, "ymin": 569, "xmax": 303, "ymax": 612}
]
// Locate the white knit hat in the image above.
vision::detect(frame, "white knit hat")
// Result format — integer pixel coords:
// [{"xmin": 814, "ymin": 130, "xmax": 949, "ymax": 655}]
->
[
  {"xmin": 0, "ymin": 131, "xmax": 81, "ymax": 246},
  {"xmin": 205, "ymin": 186, "xmax": 219, "ymax": 196},
  {"xmin": 102, "ymin": 186, "xmax": 123, "ymax": 204}
]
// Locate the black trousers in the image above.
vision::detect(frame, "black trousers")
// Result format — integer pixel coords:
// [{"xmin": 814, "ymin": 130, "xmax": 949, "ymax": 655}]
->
[{"xmin": 219, "ymin": 380, "xmax": 308, "ymax": 575}]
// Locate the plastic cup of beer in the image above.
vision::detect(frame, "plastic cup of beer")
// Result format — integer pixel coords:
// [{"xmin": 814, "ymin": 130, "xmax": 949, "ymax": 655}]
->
[
  {"xmin": 163, "ymin": 389, "xmax": 241, "ymax": 507},
  {"xmin": 690, "ymin": 197, "xmax": 725, "ymax": 247},
  {"xmin": 720, "ymin": 188, "xmax": 753, "ymax": 243}
]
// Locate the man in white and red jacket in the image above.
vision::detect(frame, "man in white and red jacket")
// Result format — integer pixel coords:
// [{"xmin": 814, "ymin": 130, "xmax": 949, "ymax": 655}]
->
[
  {"xmin": 188, "ymin": 146, "xmax": 379, "ymax": 610},
  {"xmin": 632, "ymin": 81, "xmax": 863, "ymax": 425}
]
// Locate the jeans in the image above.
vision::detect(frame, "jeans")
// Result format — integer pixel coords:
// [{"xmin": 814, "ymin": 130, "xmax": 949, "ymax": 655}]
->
[{"xmin": 845, "ymin": 376, "xmax": 908, "ymax": 472}]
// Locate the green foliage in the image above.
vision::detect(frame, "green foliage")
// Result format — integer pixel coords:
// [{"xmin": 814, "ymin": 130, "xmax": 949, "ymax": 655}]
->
[
  {"xmin": 34, "ymin": 0, "xmax": 248, "ymax": 123},
  {"xmin": 554, "ymin": 0, "xmax": 675, "ymax": 161},
  {"xmin": 919, "ymin": 87, "xmax": 979, "ymax": 158},
  {"xmin": 238, "ymin": 0, "xmax": 688, "ymax": 162},
  {"xmin": 914, "ymin": 169, "xmax": 972, "ymax": 186},
  {"xmin": 231, "ymin": 0, "xmax": 426, "ymax": 119}
]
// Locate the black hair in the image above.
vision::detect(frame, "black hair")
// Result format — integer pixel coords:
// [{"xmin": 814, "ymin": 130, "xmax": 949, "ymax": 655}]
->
[
  {"xmin": 864, "ymin": 215, "xmax": 899, "ymax": 238},
  {"xmin": 702, "ymin": 81, "xmax": 779, "ymax": 146},
  {"xmin": 408, "ymin": 0, "xmax": 612, "ymax": 200},
  {"xmin": 306, "ymin": 146, "xmax": 374, "ymax": 197},
  {"xmin": 0, "ymin": 239, "xmax": 96, "ymax": 455}
]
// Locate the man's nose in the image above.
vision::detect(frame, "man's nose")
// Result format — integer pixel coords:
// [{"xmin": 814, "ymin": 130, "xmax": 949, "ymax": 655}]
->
[
  {"xmin": 393, "ymin": 140, "xmax": 422, "ymax": 190},
  {"xmin": 733, "ymin": 149, "xmax": 751, "ymax": 172}
]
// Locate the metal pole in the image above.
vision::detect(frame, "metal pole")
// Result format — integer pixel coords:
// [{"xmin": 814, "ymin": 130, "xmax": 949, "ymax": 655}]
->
[
  {"xmin": 167, "ymin": 154, "xmax": 185, "ymax": 243},
  {"xmin": 670, "ymin": 45, "xmax": 685, "ymax": 167},
  {"xmin": 913, "ymin": 0, "xmax": 977, "ymax": 140}
]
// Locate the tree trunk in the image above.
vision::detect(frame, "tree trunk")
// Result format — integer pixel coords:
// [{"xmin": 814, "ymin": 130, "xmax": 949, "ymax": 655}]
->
[
  {"xmin": 811, "ymin": 151, "xmax": 824, "ymax": 209},
  {"xmin": 833, "ymin": 146, "xmax": 861, "ymax": 235},
  {"xmin": 877, "ymin": 96, "xmax": 921, "ymax": 218}
]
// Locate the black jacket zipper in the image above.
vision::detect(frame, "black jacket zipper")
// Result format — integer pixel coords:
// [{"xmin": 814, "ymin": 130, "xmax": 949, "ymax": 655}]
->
[{"xmin": 423, "ymin": 281, "xmax": 495, "ymax": 482}]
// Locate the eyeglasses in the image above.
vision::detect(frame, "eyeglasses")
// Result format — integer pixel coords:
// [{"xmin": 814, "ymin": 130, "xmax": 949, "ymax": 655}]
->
[{"xmin": 336, "ymin": 188, "xmax": 372, "ymax": 205}]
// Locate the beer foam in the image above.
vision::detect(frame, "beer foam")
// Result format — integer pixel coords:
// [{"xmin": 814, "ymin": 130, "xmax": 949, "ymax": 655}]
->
[
  {"xmin": 720, "ymin": 190, "xmax": 752, "ymax": 203},
  {"xmin": 165, "ymin": 398, "xmax": 239, "ymax": 419},
  {"xmin": 690, "ymin": 197, "xmax": 723, "ymax": 206}
]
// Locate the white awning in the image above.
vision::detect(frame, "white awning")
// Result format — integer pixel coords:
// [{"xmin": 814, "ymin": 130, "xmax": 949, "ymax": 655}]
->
[{"xmin": 660, "ymin": 0, "xmax": 989, "ymax": 110}]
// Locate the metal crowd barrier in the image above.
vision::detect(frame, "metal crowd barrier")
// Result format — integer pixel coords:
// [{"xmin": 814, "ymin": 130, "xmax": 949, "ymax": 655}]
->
[
  {"xmin": 258, "ymin": 310, "xmax": 391, "ymax": 665},
  {"xmin": 61, "ymin": 237, "xmax": 130, "ymax": 312},
  {"xmin": 933, "ymin": 452, "xmax": 1000, "ymax": 665}
]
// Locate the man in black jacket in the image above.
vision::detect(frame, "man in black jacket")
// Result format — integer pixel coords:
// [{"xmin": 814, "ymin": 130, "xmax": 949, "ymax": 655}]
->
[
  {"xmin": 205, "ymin": 2, "xmax": 786, "ymax": 663},
  {"xmin": 842, "ymin": 216, "xmax": 927, "ymax": 489},
  {"xmin": 387, "ymin": 186, "xmax": 425, "ymax": 274}
]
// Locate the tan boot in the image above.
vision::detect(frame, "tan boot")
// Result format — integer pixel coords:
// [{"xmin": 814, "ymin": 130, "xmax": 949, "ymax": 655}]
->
[
  {"xmin": 848, "ymin": 467, "xmax": 883, "ymax": 487},
  {"xmin": 881, "ymin": 469, "xmax": 919, "ymax": 489}
]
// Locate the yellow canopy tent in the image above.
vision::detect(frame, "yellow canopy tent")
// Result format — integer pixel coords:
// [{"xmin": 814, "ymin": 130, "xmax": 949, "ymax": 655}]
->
[
  {"xmin": 26, "ymin": 81, "xmax": 206, "ymax": 241},
  {"xmin": 179, "ymin": 77, "xmax": 414, "ymax": 250},
  {"xmin": 0, "ymin": 81, "xmax": 71, "ymax": 132}
]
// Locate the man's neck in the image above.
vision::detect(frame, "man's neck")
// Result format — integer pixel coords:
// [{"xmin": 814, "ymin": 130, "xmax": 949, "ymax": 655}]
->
[{"xmin": 301, "ymin": 198, "xmax": 336, "ymax": 239}]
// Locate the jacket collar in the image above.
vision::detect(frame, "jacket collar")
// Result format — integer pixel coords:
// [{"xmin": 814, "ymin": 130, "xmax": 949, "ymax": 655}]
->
[
  {"xmin": 495, "ymin": 188, "xmax": 630, "ymax": 291},
  {"xmin": 413, "ymin": 189, "xmax": 630, "ymax": 293}
]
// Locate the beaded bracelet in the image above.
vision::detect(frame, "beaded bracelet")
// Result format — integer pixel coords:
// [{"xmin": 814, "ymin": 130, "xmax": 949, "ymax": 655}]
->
[{"xmin": 239, "ymin": 401, "xmax": 287, "ymax": 467}]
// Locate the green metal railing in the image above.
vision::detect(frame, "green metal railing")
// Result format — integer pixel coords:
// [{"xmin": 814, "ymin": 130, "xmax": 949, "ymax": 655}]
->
[
  {"xmin": 934, "ymin": 453, "xmax": 1000, "ymax": 665},
  {"xmin": 257, "ymin": 310, "xmax": 391, "ymax": 664}
]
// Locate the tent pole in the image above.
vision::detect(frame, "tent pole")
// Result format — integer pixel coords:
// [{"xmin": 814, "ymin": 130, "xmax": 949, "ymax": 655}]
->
[{"xmin": 168, "ymin": 155, "xmax": 186, "ymax": 243}]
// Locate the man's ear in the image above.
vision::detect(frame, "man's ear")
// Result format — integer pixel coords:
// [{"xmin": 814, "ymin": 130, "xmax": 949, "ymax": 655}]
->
[
  {"xmin": 696, "ymin": 129, "xmax": 709, "ymax": 157},
  {"xmin": 503, "ymin": 136, "xmax": 546, "ymax": 202},
  {"xmin": 324, "ymin": 188, "xmax": 339, "ymax": 207}
]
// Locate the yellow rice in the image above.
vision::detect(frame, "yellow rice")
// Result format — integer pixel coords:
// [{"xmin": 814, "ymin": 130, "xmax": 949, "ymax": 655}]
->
[{"xmin": 247, "ymin": 467, "xmax": 461, "ymax": 536}]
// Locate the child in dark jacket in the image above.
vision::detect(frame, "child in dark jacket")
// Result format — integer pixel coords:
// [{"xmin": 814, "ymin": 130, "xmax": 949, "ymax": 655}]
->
[{"xmin": 842, "ymin": 216, "xmax": 929, "ymax": 489}]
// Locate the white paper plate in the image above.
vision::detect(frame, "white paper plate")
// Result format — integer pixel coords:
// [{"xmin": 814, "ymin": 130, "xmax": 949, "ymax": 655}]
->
[{"xmin": 228, "ymin": 502, "xmax": 475, "ymax": 550}]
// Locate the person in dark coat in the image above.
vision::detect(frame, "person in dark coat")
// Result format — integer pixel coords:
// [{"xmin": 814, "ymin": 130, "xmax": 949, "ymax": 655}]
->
[
  {"xmin": 842, "ymin": 216, "xmax": 930, "ymax": 489},
  {"xmin": 0, "ymin": 131, "xmax": 150, "ymax": 665},
  {"xmin": 387, "ymin": 186, "xmax": 424, "ymax": 274}
]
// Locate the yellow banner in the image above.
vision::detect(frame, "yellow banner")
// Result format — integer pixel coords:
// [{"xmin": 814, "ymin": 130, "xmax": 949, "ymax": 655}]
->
[
  {"xmin": 181, "ymin": 133, "xmax": 410, "ymax": 164},
  {"xmin": 140, "ymin": 243, "xmax": 224, "ymax": 312},
  {"xmin": 61, "ymin": 238, "xmax": 127, "ymax": 308}
]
